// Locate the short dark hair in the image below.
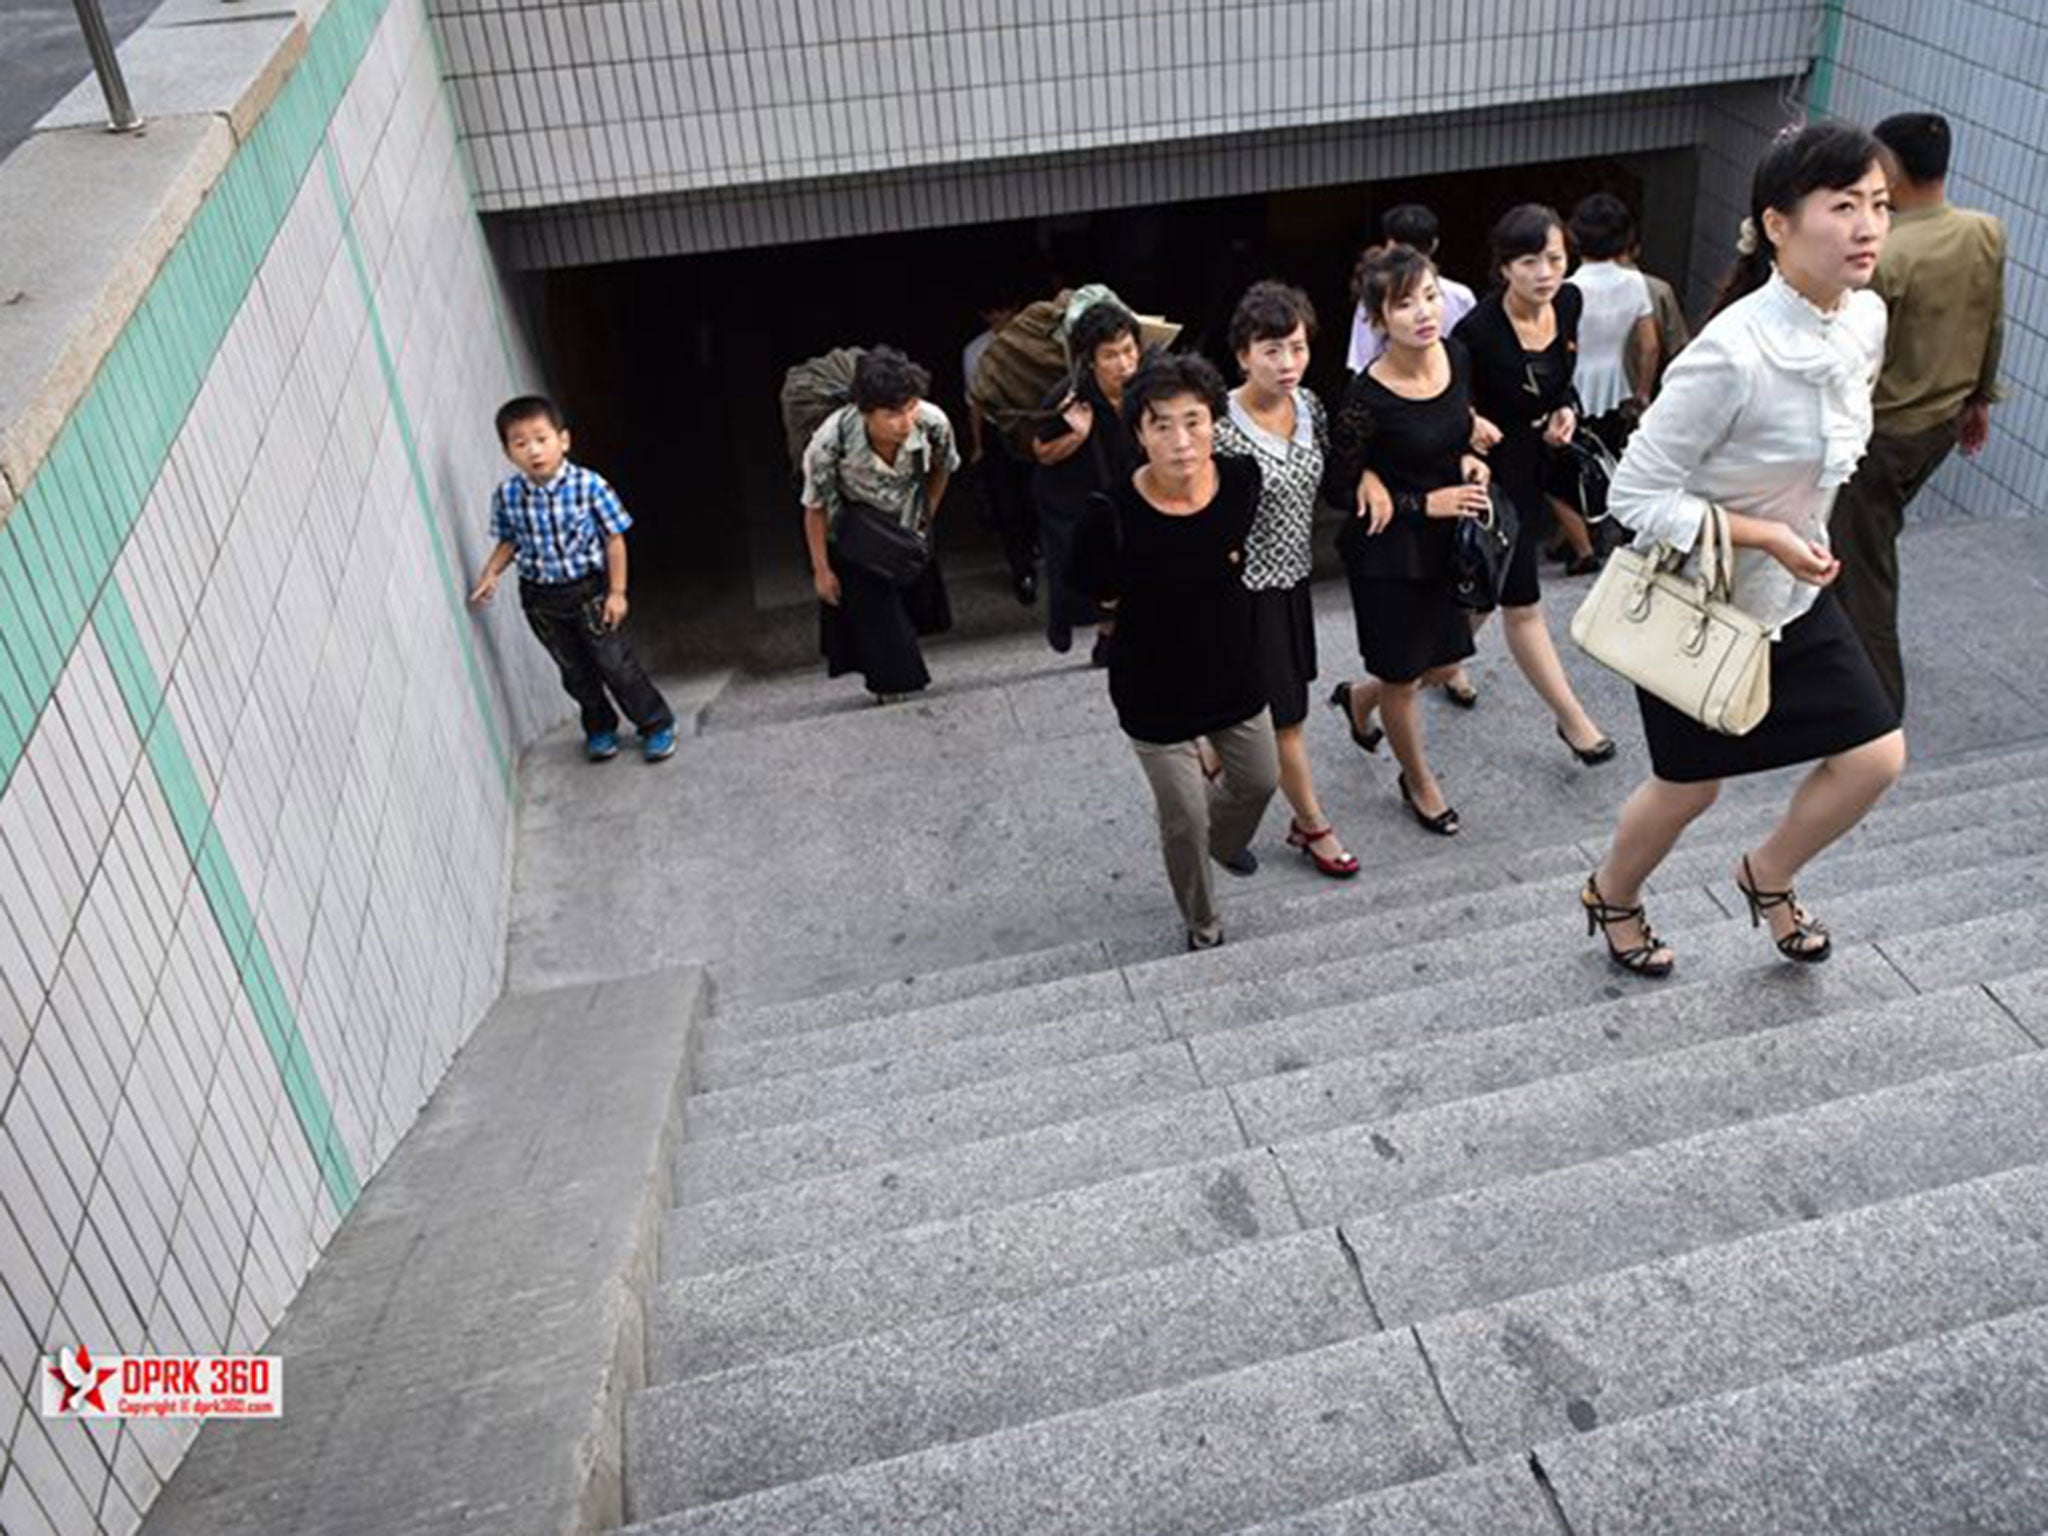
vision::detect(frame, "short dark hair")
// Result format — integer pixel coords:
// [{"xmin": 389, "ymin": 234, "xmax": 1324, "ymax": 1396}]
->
[
  {"xmin": 1569, "ymin": 193, "xmax": 1636, "ymax": 260},
  {"xmin": 1069, "ymin": 301, "xmax": 1141, "ymax": 366},
  {"xmin": 1489, "ymin": 204, "xmax": 1566, "ymax": 278},
  {"xmin": 1380, "ymin": 204, "xmax": 1440, "ymax": 251},
  {"xmin": 1874, "ymin": 112, "xmax": 1951, "ymax": 183},
  {"xmin": 1353, "ymin": 243, "xmax": 1438, "ymax": 331},
  {"xmin": 851, "ymin": 346, "xmax": 931, "ymax": 412},
  {"xmin": 1121, "ymin": 351, "xmax": 1228, "ymax": 431},
  {"xmin": 1227, "ymin": 280, "xmax": 1319, "ymax": 354},
  {"xmin": 495, "ymin": 394, "xmax": 564, "ymax": 441}
]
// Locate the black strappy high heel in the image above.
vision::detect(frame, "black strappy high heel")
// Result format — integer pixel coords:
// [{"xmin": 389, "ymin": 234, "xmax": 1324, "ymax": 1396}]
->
[
  {"xmin": 1735, "ymin": 855, "xmax": 1832, "ymax": 963},
  {"xmin": 1581, "ymin": 874, "xmax": 1675, "ymax": 979},
  {"xmin": 1398, "ymin": 772, "xmax": 1460, "ymax": 836},
  {"xmin": 1328, "ymin": 681, "xmax": 1384, "ymax": 755}
]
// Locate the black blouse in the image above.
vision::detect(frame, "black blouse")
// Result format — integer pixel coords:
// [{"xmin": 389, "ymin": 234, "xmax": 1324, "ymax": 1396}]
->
[
  {"xmin": 1033, "ymin": 373, "xmax": 1141, "ymax": 522},
  {"xmin": 1321, "ymin": 339, "xmax": 1476, "ymax": 580},
  {"xmin": 1453, "ymin": 286, "xmax": 1583, "ymax": 510},
  {"xmin": 1076, "ymin": 456, "xmax": 1266, "ymax": 744}
]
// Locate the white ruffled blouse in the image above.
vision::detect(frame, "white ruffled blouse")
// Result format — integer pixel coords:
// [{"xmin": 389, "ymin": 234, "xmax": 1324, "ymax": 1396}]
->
[{"xmin": 1606, "ymin": 269, "xmax": 1887, "ymax": 634}]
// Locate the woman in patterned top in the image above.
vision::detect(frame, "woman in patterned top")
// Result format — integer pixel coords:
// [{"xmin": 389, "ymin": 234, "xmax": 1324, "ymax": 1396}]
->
[{"xmin": 1211, "ymin": 282, "xmax": 1357, "ymax": 878}]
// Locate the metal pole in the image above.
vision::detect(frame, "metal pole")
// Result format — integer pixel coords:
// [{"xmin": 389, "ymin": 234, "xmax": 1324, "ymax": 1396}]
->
[{"xmin": 69, "ymin": 0, "xmax": 143, "ymax": 132}]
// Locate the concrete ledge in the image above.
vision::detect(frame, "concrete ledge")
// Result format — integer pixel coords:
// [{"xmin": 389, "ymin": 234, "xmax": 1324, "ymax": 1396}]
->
[
  {"xmin": 135, "ymin": 966, "xmax": 708, "ymax": 1536},
  {"xmin": 0, "ymin": 0, "xmax": 322, "ymax": 517}
]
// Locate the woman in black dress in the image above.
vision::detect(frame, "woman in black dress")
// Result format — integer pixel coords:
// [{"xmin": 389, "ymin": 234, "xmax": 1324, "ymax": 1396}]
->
[
  {"xmin": 1077, "ymin": 353, "xmax": 1279, "ymax": 951},
  {"xmin": 1452, "ymin": 205, "xmax": 1616, "ymax": 766},
  {"xmin": 1324, "ymin": 245, "xmax": 1493, "ymax": 836}
]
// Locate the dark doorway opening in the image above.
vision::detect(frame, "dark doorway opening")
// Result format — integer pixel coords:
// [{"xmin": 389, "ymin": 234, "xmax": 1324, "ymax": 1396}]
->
[{"xmin": 514, "ymin": 147, "xmax": 1696, "ymax": 676}]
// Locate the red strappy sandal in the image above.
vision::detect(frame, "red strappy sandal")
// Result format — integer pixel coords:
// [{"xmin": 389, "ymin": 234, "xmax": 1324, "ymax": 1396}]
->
[{"xmin": 1287, "ymin": 820, "xmax": 1360, "ymax": 879}]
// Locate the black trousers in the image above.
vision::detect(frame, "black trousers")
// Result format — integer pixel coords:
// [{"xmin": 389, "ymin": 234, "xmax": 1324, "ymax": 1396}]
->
[
  {"xmin": 976, "ymin": 451, "xmax": 1038, "ymax": 585},
  {"xmin": 1831, "ymin": 417, "xmax": 1958, "ymax": 714},
  {"xmin": 519, "ymin": 573, "xmax": 674, "ymax": 737}
]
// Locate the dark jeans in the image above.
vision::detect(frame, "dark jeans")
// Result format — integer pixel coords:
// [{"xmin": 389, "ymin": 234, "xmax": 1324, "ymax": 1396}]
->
[
  {"xmin": 1831, "ymin": 417, "xmax": 1958, "ymax": 714},
  {"xmin": 1037, "ymin": 499, "xmax": 1108, "ymax": 648},
  {"xmin": 519, "ymin": 573, "xmax": 674, "ymax": 738}
]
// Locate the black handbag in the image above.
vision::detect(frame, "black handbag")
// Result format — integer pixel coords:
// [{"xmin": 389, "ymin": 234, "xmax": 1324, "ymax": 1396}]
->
[
  {"xmin": 1451, "ymin": 487, "xmax": 1519, "ymax": 612},
  {"xmin": 832, "ymin": 499, "xmax": 930, "ymax": 586},
  {"xmin": 1558, "ymin": 422, "xmax": 1622, "ymax": 525}
]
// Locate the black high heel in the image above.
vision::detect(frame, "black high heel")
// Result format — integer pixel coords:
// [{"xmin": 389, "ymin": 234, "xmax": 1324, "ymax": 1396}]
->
[
  {"xmin": 1581, "ymin": 874, "xmax": 1675, "ymax": 979},
  {"xmin": 1557, "ymin": 723, "xmax": 1617, "ymax": 765},
  {"xmin": 1735, "ymin": 855, "xmax": 1832, "ymax": 963},
  {"xmin": 1397, "ymin": 772, "xmax": 1459, "ymax": 836},
  {"xmin": 1328, "ymin": 682, "xmax": 1384, "ymax": 755}
]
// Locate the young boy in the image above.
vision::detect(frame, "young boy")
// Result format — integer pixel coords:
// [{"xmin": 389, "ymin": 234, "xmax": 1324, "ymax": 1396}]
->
[{"xmin": 467, "ymin": 396, "xmax": 676, "ymax": 761}]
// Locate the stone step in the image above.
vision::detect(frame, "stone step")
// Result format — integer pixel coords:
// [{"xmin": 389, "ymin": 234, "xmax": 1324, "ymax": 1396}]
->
[
  {"xmin": 665, "ymin": 1091, "xmax": 1246, "ymax": 1279},
  {"xmin": 632, "ymin": 1231, "xmax": 1368, "ymax": 1506},
  {"xmin": 1227, "ymin": 1461, "xmax": 1556, "ymax": 1536},
  {"xmin": 1877, "ymin": 902, "xmax": 2048, "ymax": 994},
  {"xmin": 673, "ymin": 943, "xmax": 1898, "ymax": 1208},
  {"xmin": 1341, "ymin": 1050, "xmax": 2048, "ymax": 1326},
  {"xmin": 1530, "ymin": 1304, "xmax": 2048, "ymax": 1536},
  {"xmin": 1160, "ymin": 838, "xmax": 2048, "ymax": 1036},
  {"xmin": 681, "ymin": 1002, "xmax": 1168, "ymax": 1142},
  {"xmin": 696, "ymin": 967, "xmax": 1134, "ymax": 1091},
  {"xmin": 652, "ymin": 1152, "xmax": 1298, "ymax": 1380},
  {"xmin": 669, "ymin": 984, "xmax": 2001, "ymax": 1281},
  {"xmin": 1193, "ymin": 927, "xmax": 1903, "ymax": 1090},
  {"xmin": 618, "ymin": 1329, "xmax": 1463, "ymax": 1534},
  {"xmin": 671, "ymin": 1040, "xmax": 1203, "ymax": 1207},
  {"xmin": 710, "ymin": 937, "xmax": 1116, "ymax": 1042},
  {"xmin": 1420, "ymin": 1159, "xmax": 2048, "ymax": 1458},
  {"xmin": 1249, "ymin": 766, "xmax": 2048, "ymax": 943},
  {"xmin": 676, "ymin": 835, "xmax": 2048, "ymax": 1148},
  {"xmin": 1271, "ymin": 985, "xmax": 2021, "ymax": 1225},
  {"xmin": 1228, "ymin": 945, "xmax": 1908, "ymax": 1144},
  {"xmin": 700, "ymin": 741, "xmax": 2048, "ymax": 1054}
]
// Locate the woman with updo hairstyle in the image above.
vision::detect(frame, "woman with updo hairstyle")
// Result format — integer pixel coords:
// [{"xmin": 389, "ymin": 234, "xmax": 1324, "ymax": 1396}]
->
[
  {"xmin": 1322, "ymin": 244, "xmax": 1492, "ymax": 837},
  {"xmin": 1211, "ymin": 280, "xmax": 1356, "ymax": 877},
  {"xmin": 1583, "ymin": 122, "xmax": 1903, "ymax": 980},
  {"xmin": 1450, "ymin": 204, "xmax": 1617, "ymax": 763}
]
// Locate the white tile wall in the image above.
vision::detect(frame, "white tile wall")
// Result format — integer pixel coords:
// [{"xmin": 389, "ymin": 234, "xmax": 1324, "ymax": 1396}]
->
[
  {"xmin": 1825, "ymin": 0, "xmax": 2047, "ymax": 521},
  {"xmin": 0, "ymin": 0, "xmax": 562, "ymax": 1531},
  {"xmin": 428, "ymin": 0, "xmax": 1821, "ymax": 212}
]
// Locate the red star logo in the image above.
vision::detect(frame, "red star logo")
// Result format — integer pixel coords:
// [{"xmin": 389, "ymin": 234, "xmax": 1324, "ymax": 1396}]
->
[{"xmin": 48, "ymin": 1346, "xmax": 117, "ymax": 1413}]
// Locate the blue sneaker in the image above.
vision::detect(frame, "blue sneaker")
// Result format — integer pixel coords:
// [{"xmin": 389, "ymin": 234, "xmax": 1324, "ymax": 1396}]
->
[
  {"xmin": 641, "ymin": 725, "xmax": 677, "ymax": 762},
  {"xmin": 585, "ymin": 731, "xmax": 620, "ymax": 761}
]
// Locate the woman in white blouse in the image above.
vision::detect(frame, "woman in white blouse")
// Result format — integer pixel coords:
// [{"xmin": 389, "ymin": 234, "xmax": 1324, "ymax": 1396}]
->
[
  {"xmin": 1566, "ymin": 194, "xmax": 1660, "ymax": 437},
  {"xmin": 1582, "ymin": 123, "xmax": 1906, "ymax": 978}
]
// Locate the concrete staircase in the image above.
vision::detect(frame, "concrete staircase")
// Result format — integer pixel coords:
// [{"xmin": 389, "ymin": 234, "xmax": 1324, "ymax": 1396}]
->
[{"xmin": 610, "ymin": 735, "xmax": 2048, "ymax": 1534}]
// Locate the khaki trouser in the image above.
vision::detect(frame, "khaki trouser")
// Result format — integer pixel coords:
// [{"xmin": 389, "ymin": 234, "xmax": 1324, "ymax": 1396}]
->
[
  {"xmin": 1129, "ymin": 710, "xmax": 1280, "ymax": 945},
  {"xmin": 1830, "ymin": 417, "xmax": 1959, "ymax": 714}
]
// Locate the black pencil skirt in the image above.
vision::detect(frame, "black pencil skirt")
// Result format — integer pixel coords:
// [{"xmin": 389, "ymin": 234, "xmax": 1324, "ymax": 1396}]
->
[
  {"xmin": 1637, "ymin": 588, "xmax": 1900, "ymax": 783},
  {"xmin": 1250, "ymin": 580, "xmax": 1319, "ymax": 729}
]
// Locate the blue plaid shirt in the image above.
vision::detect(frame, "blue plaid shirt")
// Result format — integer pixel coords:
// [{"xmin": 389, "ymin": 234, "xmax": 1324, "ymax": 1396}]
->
[{"xmin": 489, "ymin": 462, "xmax": 632, "ymax": 584}]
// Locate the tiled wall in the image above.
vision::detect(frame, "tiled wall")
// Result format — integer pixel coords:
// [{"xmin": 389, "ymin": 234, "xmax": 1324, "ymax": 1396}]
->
[
  {"xmin": 0, "ymin": 2, "xmax": 559, "ymax": 1532},
  {"xmin": 428, "ymin": 0, "xmax": 1823, "ymax": 213},
  {"xmin": 1821, "ymin": 0, "xmax": 2046, "ymax": 519},
  {"xmin": 493, "ymin": 84, "xmax": 1770, "ymax": 269}
]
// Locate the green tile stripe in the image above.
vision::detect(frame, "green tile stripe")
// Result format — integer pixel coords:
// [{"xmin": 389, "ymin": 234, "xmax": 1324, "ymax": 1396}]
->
[
  {"xmin": 1809, "ymin": 0, "xmax": 1847, "ymax": 117},
  {"xmin": 319, "ymin": 138, "xmax": 510, "ymax": 788},
  {"xmin": 93, "ymin": 582, "xmax": 360, "ymax": 1213},
  {"xmin": 0, "ymin": 0, "xmax": 514, "ymax": 799}
]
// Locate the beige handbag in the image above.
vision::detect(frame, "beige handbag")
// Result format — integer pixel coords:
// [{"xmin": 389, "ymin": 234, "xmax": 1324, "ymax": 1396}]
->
[{"xmin": 1568, "ymin": 504, "xmax": 1771, "ymax": 736}]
